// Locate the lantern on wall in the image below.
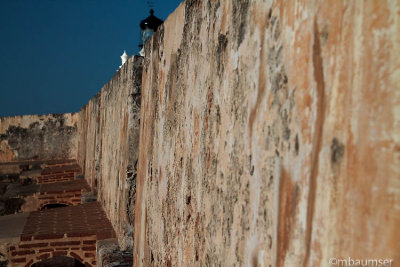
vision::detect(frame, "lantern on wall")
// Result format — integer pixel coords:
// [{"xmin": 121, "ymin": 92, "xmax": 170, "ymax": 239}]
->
[{"xmin": 139, "ymin": 9, "xmax": 163, "ymax": 55}]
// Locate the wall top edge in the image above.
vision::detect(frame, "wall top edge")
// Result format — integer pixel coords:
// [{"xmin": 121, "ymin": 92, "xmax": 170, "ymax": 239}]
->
[
  {"xmin": 0, "ymin": 112, "xmax": 78, "ymax": 121},
  {"xmin": 77, "ymin": 55, "xmax": 144, "ymax": 114}
]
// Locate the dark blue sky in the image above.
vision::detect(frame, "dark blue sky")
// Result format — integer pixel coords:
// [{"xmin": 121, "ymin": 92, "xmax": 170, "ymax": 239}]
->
[{"xmin": 0, "ymin": 0, "xmax": 181, "ymax": 117}]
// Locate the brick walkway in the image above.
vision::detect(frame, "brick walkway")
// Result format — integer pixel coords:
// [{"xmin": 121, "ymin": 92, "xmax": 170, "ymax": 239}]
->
[
  {"xmin": 1, "ymin": 160, "xmax": 118, "ymax": 266},
  {"xmin": 36, "ymin": 161, "xmax": 82, "ymax": 184},
  {"xmin": 8, "ymin": 202, "xmax": 115, "ymax": 266},
  {"xmin": 38, "ymin": 179, "xmax": 90, "ymax": 209}
]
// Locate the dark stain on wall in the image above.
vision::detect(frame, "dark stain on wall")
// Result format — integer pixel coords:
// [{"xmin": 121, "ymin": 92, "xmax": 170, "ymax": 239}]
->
[
  {"xmin": 232, "ymin": 1, "xmax": 250, "ymax": 47},
  {"xmin": 0, "ymin": 115, "xmax": 77, "ymax": 161},
  {"xmin": 331, "ymin": 138, "xmax": 344, "ymax": 165},
  {"xmin": 4, "ymin": 197, "xmax": 25, "ymax": 215},
  {"xmin": 294, "ymin": 134, "xmax": 300, "ymax": 156},
  {"xmin": 0, "ymin": 252, "xmax": 8, "ymax": 267},
  {"xmin": 216, "ymin": 34, "xmax": 228, "ymax": 75}
]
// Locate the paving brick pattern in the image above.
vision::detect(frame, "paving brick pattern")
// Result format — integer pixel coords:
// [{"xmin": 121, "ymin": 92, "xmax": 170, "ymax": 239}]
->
[
  {"xmin": 37, "ymin": 161, "xmax": 81, "ymax": 184},
  {"xmin": 8, "ymin": 202, "xmax": 115, "ymax": 266},
  {"xmin": 38, "ymin": 180, "xmax": 90, "ymax": 209}
]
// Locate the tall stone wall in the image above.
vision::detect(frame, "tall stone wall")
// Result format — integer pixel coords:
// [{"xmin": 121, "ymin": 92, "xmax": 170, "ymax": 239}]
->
[
  {"xmin": 78, "ymin": 93, "xmax": 101, "ymax": 192},
  {"xmin": 0, "ymin": 113, "xmax": 79, "ymax": 162},
  {"xmin": 78, "ymin": 56, "xmax": 143, "ymax": 251},
  {"xmin": 134, "ymin": 1, "xmax": 400, "ymax": 267}
]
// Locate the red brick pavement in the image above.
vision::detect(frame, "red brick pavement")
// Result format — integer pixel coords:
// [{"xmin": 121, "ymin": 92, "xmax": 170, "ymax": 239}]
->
[
  {"xmin": 8, "ymin": 202, "xmax": 115, "ymax": 266},
  {"xmin": 37, "ymin": 161, "xmax": 81, "ymax": 184},
  {"xmin": 38, "ymin": 179, "xmax": 90, "ymax": 209}
]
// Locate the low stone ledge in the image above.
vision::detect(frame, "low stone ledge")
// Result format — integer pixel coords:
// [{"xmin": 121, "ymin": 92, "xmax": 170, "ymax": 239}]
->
[{"xmin": 97, "ymin": 239, "xmax": 133, "ymax": 267}]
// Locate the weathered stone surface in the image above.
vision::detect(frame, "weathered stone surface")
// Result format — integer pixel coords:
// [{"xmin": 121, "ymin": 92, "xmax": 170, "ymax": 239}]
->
[
  {"xmin": 77, "ymin": 93, "xmax": 101, "ymax": 193},
  {"xmin": 97, "ymin": 239, "xmax": 133, "ymax": 267},
  {"xmin": 78, "ymin": 56, "xmax": 143, "ymax": 251},
  {"xmin": 134, "ymin": 1, "xmax": 400, "ymax": 267},
  {"xmin": 0, "ymin": 251, "xmax": 8, "ymax": 267},
  {"xmin": 0, "ymin": 113, "xmax": 79, "ymax": 162}
]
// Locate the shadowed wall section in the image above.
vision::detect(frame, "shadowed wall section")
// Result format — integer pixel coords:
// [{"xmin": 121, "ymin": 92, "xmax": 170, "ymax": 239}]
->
[
  {"xmin": 78, "ymin": 56, "xmax": 143, "ymax": 251},
  {"xmin": 0, "ymin": 114, "xmax": 79, "ymax": 162},
  {"xmin": 133, "ymin": 1, "xmax": 400, "ymax": 266}
]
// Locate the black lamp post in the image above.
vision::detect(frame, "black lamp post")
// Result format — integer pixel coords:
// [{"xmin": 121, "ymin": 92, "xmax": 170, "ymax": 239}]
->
[{"xmin": 139, "ymin": 9, "xmax": 163, "ymax": 49}]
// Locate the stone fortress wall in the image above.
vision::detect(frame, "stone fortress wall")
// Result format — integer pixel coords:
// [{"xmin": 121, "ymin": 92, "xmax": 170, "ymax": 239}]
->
[
  {"xmin": 0, "ymin": 0, "xmax": 399, "ymax": 266},
  {"xmin": 77, "ymin": 56, "xmax": 143, "ymax": 251},
  {"xmin": 134, "ymin": 1, "xmax": 400, "ymax": 266}
]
